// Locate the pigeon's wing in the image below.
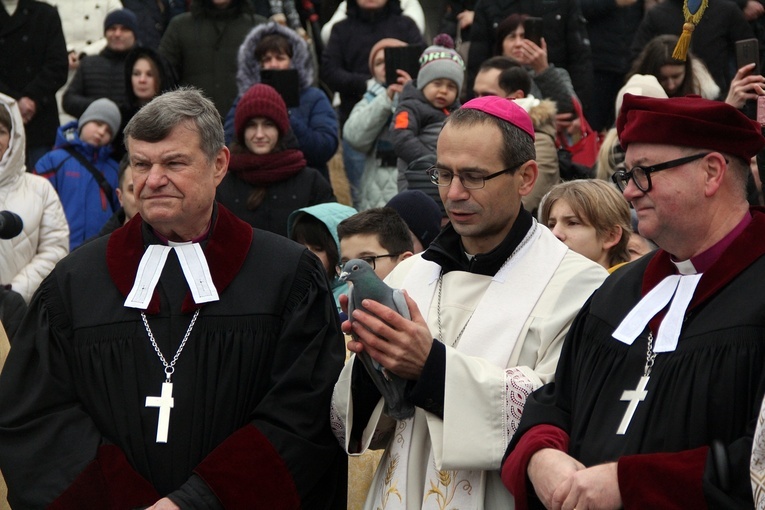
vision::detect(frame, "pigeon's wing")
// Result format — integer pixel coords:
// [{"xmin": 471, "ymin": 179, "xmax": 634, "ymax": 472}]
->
[{"xmin": 390, "ymin": 289, "xmax": 411, "ymax": 320}]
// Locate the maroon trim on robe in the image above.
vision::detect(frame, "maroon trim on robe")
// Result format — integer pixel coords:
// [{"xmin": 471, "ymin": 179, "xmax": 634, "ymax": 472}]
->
[
  {"xmin": 48, "ymin": 444, "xmax": 161, "ymax": 509},
  {"xmin": 618, "ymin": 447, "xmax": 708, "ymax": 510},
  {"xmin": 194, "ymin": 424, "xmax": 300, "ymax": 509},
  {"xmin": 106, "ymin": 204, "xmax": 254, "ymax": 314},
  {"xmin": 501, "ymin": 424, "xmax": 570, "ymax": 510},
  {"xmin": 643, "ymin": 208, "xmax": 765, "ymax": 333}
]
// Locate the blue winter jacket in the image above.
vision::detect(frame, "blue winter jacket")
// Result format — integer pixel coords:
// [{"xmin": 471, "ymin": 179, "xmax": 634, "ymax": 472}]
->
[
  {"xmin": 224, "ymin": 22, "xmax": 338, "ymax": 179},
  {"xmin": 33, "ymin": 121, "xmax": 119, "ymax": 251}
]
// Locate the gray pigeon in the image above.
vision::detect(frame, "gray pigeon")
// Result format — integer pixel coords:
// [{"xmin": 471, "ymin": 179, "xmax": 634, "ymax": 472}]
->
[{"xmin": 339, "ymin": 259, "xmax": 415, "ymax": 420}]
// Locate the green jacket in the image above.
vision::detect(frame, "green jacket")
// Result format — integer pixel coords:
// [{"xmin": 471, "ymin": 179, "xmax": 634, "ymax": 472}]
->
[{"xmin": 159, "ymin": 0, "xmax": 266, "ymax": 116}]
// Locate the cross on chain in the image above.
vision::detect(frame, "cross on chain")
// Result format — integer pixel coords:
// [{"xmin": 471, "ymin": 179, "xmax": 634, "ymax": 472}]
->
[
  {"xmin": 145, "ymin": 382, "xmax": 175, "ymax": 443},
  {"xmin": 616, "ymin": 375, "xmax": 649, "ymax": 435}
]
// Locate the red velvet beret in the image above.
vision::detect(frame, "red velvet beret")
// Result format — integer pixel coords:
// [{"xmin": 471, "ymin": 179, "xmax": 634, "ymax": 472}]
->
[
  {"xmin": 617, "ymin": 94, "xmax": 765, "ymax": 161},
  {"xmin": 234, "ymin": 84, "xmax": 290, "ymax": 144}
]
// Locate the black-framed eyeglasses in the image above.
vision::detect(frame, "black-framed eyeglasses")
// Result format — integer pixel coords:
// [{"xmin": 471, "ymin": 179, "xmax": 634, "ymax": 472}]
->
[
  {"xmin": 426, "ymin": 164, "xmax": 522, "ymax": 190},
  {"xmin": 611, "ymin": 153, "xmax": 709, "ymax": 193},
  {"xmin": 335, "ymin": 253, "xmax": 401, "ymax": 275}
]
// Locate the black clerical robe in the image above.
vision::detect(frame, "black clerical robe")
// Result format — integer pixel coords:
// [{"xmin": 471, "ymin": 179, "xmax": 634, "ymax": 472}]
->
[
  {"xmin": 0, "ymin": 204, "xmax": 347, "ymax": 509},
  {"xmin": 503, "ymin": 209, "xmax": 765, "ymax": 509}
]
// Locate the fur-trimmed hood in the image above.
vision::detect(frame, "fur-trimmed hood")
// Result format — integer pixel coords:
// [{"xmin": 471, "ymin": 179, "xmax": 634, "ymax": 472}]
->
[
  {"xmin": 0, "ymin": 93, "xmax": 26, "ymax": 188},
  {"xmin": 513, "ymin": 96, "xmax": 557, "ymax": 131},
  {"xmin": 237, "ymin": 22, "xmax": 314, "ymax": 95}
]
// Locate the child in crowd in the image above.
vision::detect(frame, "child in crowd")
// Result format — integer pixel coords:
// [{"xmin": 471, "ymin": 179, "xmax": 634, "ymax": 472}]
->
[
  {"xmin": 97, "ymin": 155, "xmax": 138, "ymax": 237},
  {"xmin": 337, "ymin": 207, "xmax": 414, "ymax": 281},
  {"xmin": 34, "ymin": 98, "xmax": 121, "ymax": 251},
  {"xmin": 343, "ymin": 38, "xmax": 409, "ymax": 211},
  {"xmin": 391, "ymin": 34, "xmax": 464, "ymax": 190},
  {"xmin": 287, "ymin": 202, "xmax": 357, "ymax": 315},
  {"xmin": 539, "ymin": 179, "xmax": 632, "ymax": 271}
]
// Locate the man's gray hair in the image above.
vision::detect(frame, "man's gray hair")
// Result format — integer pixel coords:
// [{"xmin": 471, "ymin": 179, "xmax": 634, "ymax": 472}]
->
[
  {"xmin": 444, "ymin": 107, "xmax": 536, "ymax": 171},
  {"xmin": 123, "ymin": 87, "xmax": 224, "ymax": 162}
]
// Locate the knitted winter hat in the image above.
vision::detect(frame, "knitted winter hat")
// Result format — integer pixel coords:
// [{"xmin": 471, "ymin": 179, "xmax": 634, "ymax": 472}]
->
[
  {"xmin": 104, "ymin": 8, "xmax": 138, "ymax": 35},
  {"xmin": 417, "ymin": 34, "xmax": 465, "ymax": 92},
  {"xmin": 385, "ymin": 190, "xmax": 442, "ymax": 249},
  {"xmin": 614, "ymin": 74, "xmax": 667, "ymax": 119},
  {"xmin": 234, "ymin": 84, "xmax": 290, "ymax": 143},
  {"xmin": 79, "ymin": 98, "xmax": 122, "ymax": 137}
]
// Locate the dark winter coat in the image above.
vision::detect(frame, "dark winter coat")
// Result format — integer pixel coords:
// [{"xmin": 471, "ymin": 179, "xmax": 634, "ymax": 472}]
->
[
  {"xmin": 63, "ymin": 47, "xmax": 133, "ymax": 118},
  {"xmin": 631, "ymin": 0, "xmax": 753, "ymax": 96},
  {"xmin": 320, "ymin": 0, "xmax": 424, "ymax": 123},
  {"xmin": 215, "ymin": 166, "xmax": 335, "ymax": 238},
  {"xmin": 159, "ymin": 0, "xmax": 267, "ymax": 117},
  {"xmin": 580, "ymin": 0, "xmax": 644, "ymax": 75},
  {"xmin": 468, "ymin": 0, "xmax": 593, "ymax": 108},
  {"xmin": 0, "ymin": 0, "xmax": 68, "ymax": 154}
]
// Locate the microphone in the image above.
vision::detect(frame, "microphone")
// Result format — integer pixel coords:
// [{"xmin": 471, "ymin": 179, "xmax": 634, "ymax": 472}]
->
[{"xmin": 0, "ymin": 211, "xmax": 23, "ymax": 240}]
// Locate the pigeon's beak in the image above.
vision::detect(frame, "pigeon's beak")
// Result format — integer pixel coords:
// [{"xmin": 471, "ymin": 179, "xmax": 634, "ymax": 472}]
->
[{"xmin": 338, "ymin": 270, "xmax": 350, "ymax": 282}]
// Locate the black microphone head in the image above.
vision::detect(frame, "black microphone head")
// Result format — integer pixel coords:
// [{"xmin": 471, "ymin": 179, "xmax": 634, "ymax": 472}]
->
[{"xmin": 0, "ymin": 211, "xmax": 23, "ymax": 240}]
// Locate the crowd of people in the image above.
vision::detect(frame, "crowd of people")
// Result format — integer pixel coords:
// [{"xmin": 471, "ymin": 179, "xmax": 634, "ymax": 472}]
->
[{"xmin": 2, "ymin": 0, "xmax": 765, "ymax": 508}]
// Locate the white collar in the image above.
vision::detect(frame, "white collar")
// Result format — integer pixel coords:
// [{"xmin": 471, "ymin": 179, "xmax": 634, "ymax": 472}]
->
[
  {"xmin": 124, "ymin": 243, "xmax": 219, "ymax": 310},
  {"xmin": 612, "ymin": 273, "xmax": 702, "ymax": 352}
]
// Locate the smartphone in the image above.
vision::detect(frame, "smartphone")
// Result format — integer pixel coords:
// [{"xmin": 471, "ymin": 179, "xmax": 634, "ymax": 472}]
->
[
  {"xmin": 736, "ymin": 38, "xmax": 760, "ymax": 76},
  {"xmin": 524, "ymin": 17, "xmax": 544, "ymax": 47},
  {"xmin": 757, "ymin": 95, "xmax": 765, "ymax": 126},
  {"xmin": 260, "ymin": 69, "xmax": 300, "ymax": 108},
  {"xmin": 384, "ymin": 45, "xmax": 425, "ymax": 86}
]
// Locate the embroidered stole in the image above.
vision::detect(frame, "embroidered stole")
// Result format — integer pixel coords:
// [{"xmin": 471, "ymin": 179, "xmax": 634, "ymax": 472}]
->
[{"xmin": 371, "ymin": 226, "xmax": 567, "ymax": 509}]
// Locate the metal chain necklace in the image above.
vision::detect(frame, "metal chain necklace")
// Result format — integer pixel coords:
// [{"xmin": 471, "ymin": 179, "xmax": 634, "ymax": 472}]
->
[
  {"xmin": 141, "ymin": 308, "xmax": 200, "ymax": 443},
  {"xmin": 436, "ymin": 221, "xmax": 538, "ymax": 346}
]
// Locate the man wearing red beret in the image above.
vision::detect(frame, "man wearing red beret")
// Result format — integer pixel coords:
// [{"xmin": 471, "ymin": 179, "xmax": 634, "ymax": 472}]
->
[{"xmin": 502, "ymin": 93, "xmax": 765, "ymax": 509}]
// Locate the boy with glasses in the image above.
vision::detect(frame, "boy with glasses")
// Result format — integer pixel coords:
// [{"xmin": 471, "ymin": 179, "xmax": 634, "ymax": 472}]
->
[{"xmin": 337, "ymin": 207, "xmax": 414, "ymax": 281}]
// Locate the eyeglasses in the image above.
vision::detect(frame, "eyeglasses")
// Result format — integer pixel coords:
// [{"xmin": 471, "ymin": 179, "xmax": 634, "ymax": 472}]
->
[
  {"xmin": 611, "ymin": 153, "xmax": 709, "ymax": 193},
  {"xmin": 335, "ymin": 253, "xmax": 401, "ymax": 275},
  {"xmin": 426, "ymin": 164, "xmax": 522, "ymax": 190}
]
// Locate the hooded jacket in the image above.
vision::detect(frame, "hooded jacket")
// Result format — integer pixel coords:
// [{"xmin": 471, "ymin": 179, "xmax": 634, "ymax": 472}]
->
[
  {"xmin": 32, "ymin": 121, "xmax": 119, "ymax": 251},
  {"xmin": 0, "ymin": 93, "xmax": 68, "ymax": 303},
  {"xmin": 287, "ymin": 202, "xmax": 358, "ymax": 313},
  {"xmin": 224, "ymin": 22, "xmax": 338, "ymax": 176}
]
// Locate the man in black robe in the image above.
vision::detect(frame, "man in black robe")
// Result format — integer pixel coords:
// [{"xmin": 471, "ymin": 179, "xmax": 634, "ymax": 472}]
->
[
  {"xmin": 0, "ymin": 88, "xmax": 347, "ymax": 509},
  {"xmin": 502, "ymin": 94, "xmax": 765, "ymax": 509}
]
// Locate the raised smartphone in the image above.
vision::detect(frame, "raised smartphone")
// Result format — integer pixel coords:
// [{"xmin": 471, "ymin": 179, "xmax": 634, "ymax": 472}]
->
[
  {"xmin": 524, "ymin": 17, "xmax": 544, "ymax": 47},
  {"xmin": 736, "ymin": 38, "xmax": 760, "ymax": 76}
]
